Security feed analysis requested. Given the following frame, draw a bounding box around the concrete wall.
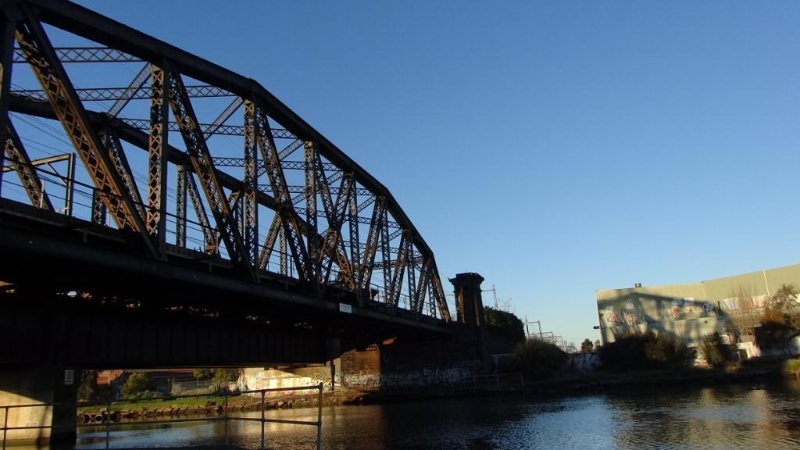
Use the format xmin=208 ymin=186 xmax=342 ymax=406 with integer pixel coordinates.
xmin=240 ymin=367 xmax=328 ymax=399
xmin=241 ymin=335 xmax=481 ymax=395
xmin=0 ymin=367 xmax=77 ymax=446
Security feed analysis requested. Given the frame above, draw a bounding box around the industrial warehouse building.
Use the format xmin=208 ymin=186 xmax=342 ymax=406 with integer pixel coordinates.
xmin=595 ymin=263 xmax=800 ymax=358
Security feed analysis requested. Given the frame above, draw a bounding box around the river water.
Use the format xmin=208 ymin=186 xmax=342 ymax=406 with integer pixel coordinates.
xmin=74 ymin=379 xmax=800 ymax=450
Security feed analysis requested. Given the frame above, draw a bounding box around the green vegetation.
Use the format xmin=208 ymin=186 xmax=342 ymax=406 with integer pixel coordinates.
xmin=77 ymin=393 xmax=241 ymax=415
xmin=757 ymin=284 xmax=800 ymax=352
xmin=78 ymin=370 xmax=98 ymax=403
xmin=699 ymin=332 xmax=736 ymax=368
xmin=120 ymin=372 xmax=154 ymax=399
xmin=782 ymin=358 xmax=800 ymax=373
xmin=211 ymin=368 xmax=241 ymax=391
xmin=500 ymin=338 xmax=568 ymax=380
xmin=599 ymin=331 xmax=694 ymax=372
xmin=484 ymin=306 xmax=525 ymax=343
xmin=580 ymin=339 xmax=594 ymax=354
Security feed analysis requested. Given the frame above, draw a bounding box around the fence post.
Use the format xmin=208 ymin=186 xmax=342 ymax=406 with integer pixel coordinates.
xmin=316 ymin=383 xmax=323 ymax=450
xmin=260 ymin=389 xmax=266 ymax=450
xmin=224 ymin=390 xmax=229 ymax=447
xmin=105 ymin=393 xmax=111 ymax=450
xmin=3 ymin=405 xmax=8 ymax=450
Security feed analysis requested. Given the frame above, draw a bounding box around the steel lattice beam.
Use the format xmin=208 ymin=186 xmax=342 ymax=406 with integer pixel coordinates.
xmin=14 ymin=5 xmax=157 ymax=257
xmin=12 ymin=84 xmax=232 ymax=102
xmin=166 ymin=62 xmax=253 ymax=276
xmin=14 ymin=46 xmax=142 ymax=63
xmin=146 ymin=63 xmax=168 ymax=250
xmin=4 ymin=121 xmax=53 ymax=210
xmin=121 ymin=119 xmax=293 ymax=139
xmin=0 ymin=0 xmax=452 ymax=322
xmin=254 ymin=103 xmax=311 ymax=282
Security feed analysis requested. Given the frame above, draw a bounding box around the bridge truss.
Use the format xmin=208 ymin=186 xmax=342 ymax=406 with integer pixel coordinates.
xmin=0 ymin=0 xmax=451 ymax=322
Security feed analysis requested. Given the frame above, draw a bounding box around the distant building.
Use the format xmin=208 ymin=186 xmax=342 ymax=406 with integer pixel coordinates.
xmin=595 ymin=263 xmax=800 ymax=358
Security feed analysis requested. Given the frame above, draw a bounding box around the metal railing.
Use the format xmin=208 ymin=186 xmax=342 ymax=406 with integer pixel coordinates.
xmin=1 ymin=384 xmax=324 ymax=450
xmin=1 ymin=402 xmax=69 ymax=450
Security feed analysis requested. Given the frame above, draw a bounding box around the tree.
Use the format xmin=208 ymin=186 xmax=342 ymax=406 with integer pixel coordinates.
xmin=726 ymin=284 xmax=761 ymax=338
xmin=483 ymin=306 xmax=525 ymax=343
xmin=764 ymin=284 xmax=800 ymax=324
xmin=193 ymin=368 xmax=212 ymax=388
xmin=699 ymin=332 xmax=736 ymax=368
xmin=499 ymin=338 xmax=567 ymax=380
xmin=120 ymin=372 xmax=152 ymax=399
xmin=580 ymin=339 xmax=594 ymax=354
xmin=77 ymin=370 xmax=97 ymax=403
xmin=599 ymin=332 xmax=693 ymax=372
xmin=211 ymin=368 xmax=241 ymax=392
xmin=757 ymin=284 xmax=800 ymax=353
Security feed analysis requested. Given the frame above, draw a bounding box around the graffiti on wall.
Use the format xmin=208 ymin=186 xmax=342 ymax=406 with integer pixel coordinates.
xmin=342 ymin=367 xmax=473 ymax=390
xmin=601 ymin=296 xmax=718 ymax=327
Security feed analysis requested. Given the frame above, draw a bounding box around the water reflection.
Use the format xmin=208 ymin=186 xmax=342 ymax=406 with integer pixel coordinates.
xmin=74 ymin=380 xmax=800 ymax=450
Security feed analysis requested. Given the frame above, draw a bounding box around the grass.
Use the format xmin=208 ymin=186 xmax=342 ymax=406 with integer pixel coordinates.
xmin=782 ymin=358 xmax=800 ymax=373
xmin=78 ymin=393 xmax=252 ymax=414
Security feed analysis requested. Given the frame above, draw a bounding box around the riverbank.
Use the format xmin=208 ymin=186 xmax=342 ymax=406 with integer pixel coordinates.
xmin=348 ymin=360 xmax=792 ymax=405
xmin=77 ymin=359 xmax=795 ymax=423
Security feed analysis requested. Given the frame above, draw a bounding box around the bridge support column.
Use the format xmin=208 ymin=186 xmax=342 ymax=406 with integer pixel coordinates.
xmin=450 ymin=272 xmax=487 ymax=363
xmin=0 ymin=367 xmax=78 ymax=447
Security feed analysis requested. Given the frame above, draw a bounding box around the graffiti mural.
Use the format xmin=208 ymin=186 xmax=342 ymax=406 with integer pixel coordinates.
xmin=601 ymin=295 xmax=718 ymax=328
xmin=342 ymin=367 xmax=472 ymax=390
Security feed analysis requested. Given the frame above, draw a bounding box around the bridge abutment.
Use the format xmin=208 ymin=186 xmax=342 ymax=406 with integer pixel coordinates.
xmin=450 ymin=272 xmax=487 ymax=363
xmin=0 ymin=367 xmax=78 ymax=447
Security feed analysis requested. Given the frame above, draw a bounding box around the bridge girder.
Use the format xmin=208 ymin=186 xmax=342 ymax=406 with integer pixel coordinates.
xmin=0 ymin=0 xmax=451 ymax=322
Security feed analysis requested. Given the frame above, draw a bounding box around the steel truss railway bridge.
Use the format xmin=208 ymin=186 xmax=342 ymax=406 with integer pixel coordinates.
xmin=0 ymin=0 xmax=481 ymax=444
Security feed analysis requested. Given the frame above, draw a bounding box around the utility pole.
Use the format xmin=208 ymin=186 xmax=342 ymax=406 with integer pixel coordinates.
xmin=524 ymin=317 xmax=543 ymax=340
xmin=482 ymin=285 xmax=498 ymax=309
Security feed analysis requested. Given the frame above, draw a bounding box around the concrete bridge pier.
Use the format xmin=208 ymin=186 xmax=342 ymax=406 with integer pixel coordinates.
xmin=0 ymin=367 xmax=78 ymax=447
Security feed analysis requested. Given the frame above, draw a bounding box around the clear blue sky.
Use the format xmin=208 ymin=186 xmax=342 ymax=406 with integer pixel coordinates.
xmin=72 ymin=1 xmax=800 ymax=346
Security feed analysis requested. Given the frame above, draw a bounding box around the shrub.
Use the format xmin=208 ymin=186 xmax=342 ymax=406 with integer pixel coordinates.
xmin=699 ymin=332 xmax=736 ymax=368
xmin=599 ymin=331 xmax=693 ymax=372
xmin=500 ymin=338 xmax=568 ymax=381
xmin=120 ymin=372 xmax=152 ymax=399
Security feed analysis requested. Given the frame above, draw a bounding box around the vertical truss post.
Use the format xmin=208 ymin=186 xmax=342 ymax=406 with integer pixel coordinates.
xmin=147 ymin=63 xmax=169 ymax=250
xmin=0 ymin=19 xmax=16 ymax=197
xmin=380 ymin=208 xmax=392 ymax=303
xmin=175 ymin=165 xmax=188 ymax=248
xmin=279 ymin=231 xmax=288 ymax=275
xmin=64 ymin=152 xmax=75 ymax=216
xmin=243 ymin=100 xmax=258 ymax=267
xmin=91 ymin=189 xmax=106 ymax=225
xmin=303 ymin=140 xmax=320 ymax=290
xmin=347 ymin=178 xmax=362 ymax=298
xmin=405 ymin=234 xmax=416 ymax=310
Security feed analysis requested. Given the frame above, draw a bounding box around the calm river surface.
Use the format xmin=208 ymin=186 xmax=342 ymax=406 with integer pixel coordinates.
xmin=75 ymin=379 xmax=800 ymax=450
